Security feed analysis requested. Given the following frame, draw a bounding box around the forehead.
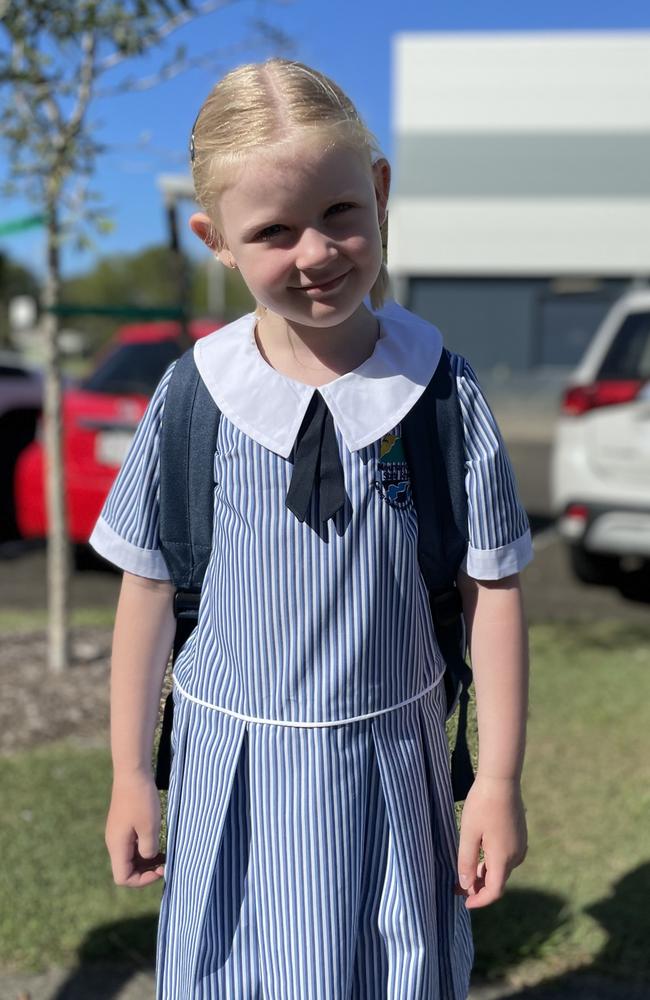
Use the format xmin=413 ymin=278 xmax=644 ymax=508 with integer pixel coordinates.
xmin=219 ymin=137 xmax=374 ymax=221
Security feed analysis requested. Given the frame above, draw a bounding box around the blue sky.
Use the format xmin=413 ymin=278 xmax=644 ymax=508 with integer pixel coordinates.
xmin=3 ymin=0 xmax=650 ymax=278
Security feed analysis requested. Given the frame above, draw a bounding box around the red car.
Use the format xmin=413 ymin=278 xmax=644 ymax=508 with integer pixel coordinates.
xmin=14 ymin=318 xmax=220 ymax=548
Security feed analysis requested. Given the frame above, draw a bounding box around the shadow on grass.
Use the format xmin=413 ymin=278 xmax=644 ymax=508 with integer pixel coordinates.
xmin=49 ymin=865 xmax=650 ymax=998
xmin=473 ymin=863 xmax=650 ymax=998
xmin=586 ymin=862 xmax=650 ymax=986
xmin=52 ymin=915 xmax=156 ymax=999
xmin=471 ymin=887 xmax=569 ymax=980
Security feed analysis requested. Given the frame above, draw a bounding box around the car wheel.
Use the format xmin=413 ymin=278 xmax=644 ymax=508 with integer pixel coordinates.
xmin=617 ymin=563 xmax=650 ymax=604
xmin=568 ymin=546 xmax=620 ymax=586
xmin=0 ymin=408 xmax=39 ymax=541
xmin=73 ymin=543 xmax=116 ymax=573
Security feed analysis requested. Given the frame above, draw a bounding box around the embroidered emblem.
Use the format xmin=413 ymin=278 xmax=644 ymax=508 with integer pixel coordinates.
xmin=375 ymin=432 xmax=412 ymax=508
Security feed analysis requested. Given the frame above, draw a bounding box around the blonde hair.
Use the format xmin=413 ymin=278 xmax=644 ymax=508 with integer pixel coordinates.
xmin=190 ymin=58 xmax=389 ymax=309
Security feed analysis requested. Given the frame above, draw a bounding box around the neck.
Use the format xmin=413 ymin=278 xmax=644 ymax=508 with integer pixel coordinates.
xmin=256 ymin=305 xmax=379 ymax=379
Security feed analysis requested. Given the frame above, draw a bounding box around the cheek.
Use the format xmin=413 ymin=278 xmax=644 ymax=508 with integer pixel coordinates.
xmin=343 ymin=211 xmax=381 ymax=251
xmin=344 ymin=230 xmax=382 ymax=268
xmin=238 ymin=251 xmax=287 ymax=292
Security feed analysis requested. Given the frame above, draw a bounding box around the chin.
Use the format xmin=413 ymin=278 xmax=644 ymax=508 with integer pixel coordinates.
xmin=282 ymin=292 xmax=374 ymax=329
xmin=303 ymin=306 xmax=365 ymax=330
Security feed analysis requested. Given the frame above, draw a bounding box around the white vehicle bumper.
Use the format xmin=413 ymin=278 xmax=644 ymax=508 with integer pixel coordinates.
xmin=558 ymin=505 xmax=650 ymax=557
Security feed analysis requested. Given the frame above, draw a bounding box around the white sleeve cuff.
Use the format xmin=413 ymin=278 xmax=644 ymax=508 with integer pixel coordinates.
xmin=461 ymin=528 xmax=534 ymax=580
xmin=88 ymin=517 xmax=172 ymax=580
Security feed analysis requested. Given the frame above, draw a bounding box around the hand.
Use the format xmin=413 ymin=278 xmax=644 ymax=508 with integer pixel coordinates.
xmin=105 ymin=770 xmax=166 ymax=888
xmin=455 ymin=775 xmax=527 ymax=909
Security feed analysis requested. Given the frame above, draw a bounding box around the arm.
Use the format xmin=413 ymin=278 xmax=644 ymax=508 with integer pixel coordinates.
xmin=454 ymin=568 xmax=529 ymax=909
xmin=104 ymin=571 xmax=176 ymax=887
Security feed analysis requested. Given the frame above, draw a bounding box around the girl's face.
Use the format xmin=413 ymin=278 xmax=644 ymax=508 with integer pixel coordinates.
xmin=191 ymin=136 xmax=390 ymax=329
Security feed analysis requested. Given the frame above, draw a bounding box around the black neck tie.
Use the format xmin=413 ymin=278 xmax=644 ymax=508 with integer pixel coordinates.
xmin=285 ymin=393 xmax=346 ymax=524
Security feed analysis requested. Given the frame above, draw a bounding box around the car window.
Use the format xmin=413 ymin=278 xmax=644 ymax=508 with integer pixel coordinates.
xmin=83 ymin=341 xmax=182 ymax=396
xmin=598 ymin=312 xmax=650 ymax=381
xmin=0 ymin=365 xmax=31 ymax=378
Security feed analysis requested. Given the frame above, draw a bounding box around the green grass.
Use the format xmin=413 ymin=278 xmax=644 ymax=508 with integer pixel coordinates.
xmin=0 ymin=744 xmax=163 ymax=972
xmin=1 ymin=620 xmax=649 ymax=985
xmin=0 ymin=606 xmax=116 ymax=633
xmin=470 ymin=619 xmax=650 ymax=987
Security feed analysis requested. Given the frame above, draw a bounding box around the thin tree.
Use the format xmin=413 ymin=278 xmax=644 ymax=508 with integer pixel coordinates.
xmin=0 ymin=0 xmax=289 ymax=672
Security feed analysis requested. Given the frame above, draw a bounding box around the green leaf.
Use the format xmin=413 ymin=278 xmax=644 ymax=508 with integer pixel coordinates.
xmin=95 ymin=217 xmax=115 ymax=234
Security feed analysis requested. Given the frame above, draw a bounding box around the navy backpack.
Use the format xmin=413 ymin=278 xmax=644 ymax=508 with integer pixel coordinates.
xmin=155 ymin=347 xmax=474 ymax=801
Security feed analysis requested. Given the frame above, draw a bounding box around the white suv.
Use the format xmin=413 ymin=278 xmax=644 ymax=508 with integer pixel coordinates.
xmin=551 ymin=290 xmax=650 ymax=597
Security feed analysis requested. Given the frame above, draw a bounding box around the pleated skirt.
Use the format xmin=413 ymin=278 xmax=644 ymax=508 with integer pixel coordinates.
xmin=155 ymin=679 xmax=473 ymax=999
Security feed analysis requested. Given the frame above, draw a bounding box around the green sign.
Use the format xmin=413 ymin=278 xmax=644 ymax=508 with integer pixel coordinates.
xmin=0 ymin=214 xmax=47 ymax=236
xmin=47 ymin=303 xmax=185 ymax=319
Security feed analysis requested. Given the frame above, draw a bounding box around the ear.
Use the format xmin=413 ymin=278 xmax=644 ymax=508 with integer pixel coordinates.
xmin=189 ymin=212 xmax=219 ymax=248
xmin=189 ymin=212 xmax=238 ymax=268
xmin=372 ymin=158 xmax=391 ymax=225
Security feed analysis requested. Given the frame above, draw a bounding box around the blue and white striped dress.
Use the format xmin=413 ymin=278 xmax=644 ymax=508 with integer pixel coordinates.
xmin=90 ymin=302 xmax=533 ymax=1000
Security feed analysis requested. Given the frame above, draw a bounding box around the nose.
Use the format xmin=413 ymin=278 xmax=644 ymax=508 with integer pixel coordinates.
xmin=294 ymin=227 xmax=338 ymax=271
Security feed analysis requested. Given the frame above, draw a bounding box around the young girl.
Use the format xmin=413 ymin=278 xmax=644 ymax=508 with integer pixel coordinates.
xmin=92 ymin=58 xmax=532 ymax=1000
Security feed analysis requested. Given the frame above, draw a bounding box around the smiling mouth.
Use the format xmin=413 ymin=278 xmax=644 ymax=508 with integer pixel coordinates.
xmin=293 ymin=270 xmax=350 ymax=293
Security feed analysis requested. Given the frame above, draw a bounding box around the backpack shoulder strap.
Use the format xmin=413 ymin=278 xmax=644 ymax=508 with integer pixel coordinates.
xmin=159 ymin=348 xmax=221 ymax=593
xmin=402 ymin=347 xmax=474 ymax=801
xmin=156 ymin=349 xmax=221 ymax=791
xmin=402 ymin=347 xmax=469 ymax=590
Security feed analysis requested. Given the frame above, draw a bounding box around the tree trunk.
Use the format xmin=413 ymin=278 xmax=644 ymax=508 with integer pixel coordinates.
xmin=42 ymin=202 xmax=70 ymax=673
xmin=166 ymin=200 xmax=192 ymax=350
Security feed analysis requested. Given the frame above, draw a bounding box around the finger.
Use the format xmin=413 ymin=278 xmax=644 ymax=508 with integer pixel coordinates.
xmin=457 ymin=830 xmax=482 ymax=893
xmin=484 ymin=857 xmax=508 ymax=899
xmin=134 ymin=850 xmax=166 ymax=875
xmin=465 ymin=884 xmax=501 ymax=909
xmin=108 ymin=829 xmax=137 ymax=885
xmin=116 ymin=852 xmax=165 ymax=888
xmin=109 ymin=833 xmax=163 ymax=886
xmin=512 ymin=842 xmax=528 ymax=869
xmin=465 ymin=860 xmax=507 ymax=910
xmin=463 ymin=859 xmax=486 ymax=896
xmin=120 ymin=868 xmax=165 ymax=889
xmin=463 ymin=859 xmax=486 ymax=898
xmin=137 ymin=828 xmax=161 ymax=862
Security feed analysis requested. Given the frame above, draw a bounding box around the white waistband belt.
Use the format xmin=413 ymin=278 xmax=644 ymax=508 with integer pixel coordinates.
xmin=172 ymin=673 xmax=443 ymax=728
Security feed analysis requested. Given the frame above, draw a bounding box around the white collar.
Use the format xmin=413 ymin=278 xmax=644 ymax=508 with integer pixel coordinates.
xmin=193 ymin=300 xmax=443 ymax=458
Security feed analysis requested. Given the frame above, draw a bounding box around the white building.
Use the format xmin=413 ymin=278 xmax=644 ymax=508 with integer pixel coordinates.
xmin=389 ymin=31 xmax=650 ymax=375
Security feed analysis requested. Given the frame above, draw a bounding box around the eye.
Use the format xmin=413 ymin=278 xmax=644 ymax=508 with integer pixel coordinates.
xmin=326 ymin=202 xmax=355 ymax=217
xmin=254 ymin=224 xmax=286 ymax=242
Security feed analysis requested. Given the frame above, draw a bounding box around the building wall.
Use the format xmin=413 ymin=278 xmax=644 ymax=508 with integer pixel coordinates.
xmin=408 ymin=277 xmax=628 ymax=373
xmin=389 ymin=32 xmax=650 ymax=373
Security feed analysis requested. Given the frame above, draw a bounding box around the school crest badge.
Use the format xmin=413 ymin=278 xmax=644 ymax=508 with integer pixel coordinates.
xmin=375 ymin=432 xmax=412 ymax=508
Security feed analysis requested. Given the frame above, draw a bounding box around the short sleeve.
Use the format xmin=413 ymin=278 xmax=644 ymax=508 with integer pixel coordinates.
xmin=88 ymin=361 xmax=177 ymax=579
xmin=452 ymin=354 xmax=534 ymax=580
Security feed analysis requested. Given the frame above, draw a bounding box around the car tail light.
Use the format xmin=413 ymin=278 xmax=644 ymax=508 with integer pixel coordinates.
xmin=559 ymin=503 xmax=589 ymax=539
xmin=561 ymin=380 xmax=644 ymax=415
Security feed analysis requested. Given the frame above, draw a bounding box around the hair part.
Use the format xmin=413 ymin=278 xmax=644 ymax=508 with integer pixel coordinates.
xmin=191 ymin=58 xmax=390 ymax=309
